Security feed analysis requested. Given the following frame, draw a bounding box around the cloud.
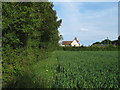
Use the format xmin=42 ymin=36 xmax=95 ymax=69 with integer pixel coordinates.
xmin=53 ymin=2 xmax=118 ymax=45
xmin=80 ymin=28 xmax=89 ymax=31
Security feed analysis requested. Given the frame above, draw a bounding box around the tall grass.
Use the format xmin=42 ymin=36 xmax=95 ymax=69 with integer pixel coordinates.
xmin=3 ymin=51 xmax=57 ymax=88
xmin=2 ymin=47 xmax=51 ymax=88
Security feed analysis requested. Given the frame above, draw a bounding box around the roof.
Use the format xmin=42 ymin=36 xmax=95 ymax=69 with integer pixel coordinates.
xmin=74 ymin=37 xmax=79 ymax=42
xmin=62 ymin=37 xmax=79 ymax=45
xmin=62 ymin=41 xmax=72 ymax=45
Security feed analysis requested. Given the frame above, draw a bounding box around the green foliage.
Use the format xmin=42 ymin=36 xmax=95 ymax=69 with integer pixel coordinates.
xmin=92 ymin=37 xmax=120 ymax=47
xmin=12 ymin=51 xmax=117 ymax=88
xmin=53 ymin=51 xmax=119 ymax=88
xmin=57 ymin=46 xmax=118 ymax=51
xmin=101 ymin=39 xmax=112 ymax=45
xmin=92 ymin=42 xmax=101 ymax=45
xmin=2 ymin=2 xmax=62 ymax=49
xmin=2 ymin=2 xmax=62 ymax=87
xmin=5 ymin=52 xmax=56 ymax=88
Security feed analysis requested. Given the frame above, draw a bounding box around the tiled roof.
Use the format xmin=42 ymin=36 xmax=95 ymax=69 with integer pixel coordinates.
xmin=62 ymin=37 xmax=80 ymax=45
xmin=62 ymin=41 xmax=72 ymax=45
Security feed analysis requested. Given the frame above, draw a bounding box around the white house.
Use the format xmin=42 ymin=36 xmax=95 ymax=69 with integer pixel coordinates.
xmin=62 ymin=37 xmax=80 ymax=47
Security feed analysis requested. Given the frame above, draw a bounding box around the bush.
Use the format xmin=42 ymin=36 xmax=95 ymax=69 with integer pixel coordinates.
xmin=57 ymin=46 xmax=118 ymax=51
xmin=2 ymin=2 xmax=62 ymax=88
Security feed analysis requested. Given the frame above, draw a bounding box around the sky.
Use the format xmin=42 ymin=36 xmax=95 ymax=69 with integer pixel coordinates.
xmin=49 ymin=1 xmax=118 ymax=46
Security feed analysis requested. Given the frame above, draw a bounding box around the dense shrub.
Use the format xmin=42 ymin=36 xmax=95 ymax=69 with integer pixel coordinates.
xmin=2 ymin=2 xmax=62 ymax=87
xmin=57 ymin=46 xmax=118 ymax=51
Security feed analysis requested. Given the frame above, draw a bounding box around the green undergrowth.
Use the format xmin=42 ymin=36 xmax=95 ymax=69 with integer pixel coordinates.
xmin=30 ymin=52 xmax=57 ymax=88
xmin=2 ymin=47 xmax=51 ymax=88
xmin=5 ymin=51 xmax=57 ymax=88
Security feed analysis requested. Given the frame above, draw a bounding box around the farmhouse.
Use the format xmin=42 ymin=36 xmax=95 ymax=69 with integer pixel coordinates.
xmin=62 ymin=37 xmax=80 ymax=47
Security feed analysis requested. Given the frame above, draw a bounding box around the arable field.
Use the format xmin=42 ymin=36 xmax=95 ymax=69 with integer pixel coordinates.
xmin=53 ymin=51 xmax=119 ymax=88
xmin=15 ymin=51 xmax=119 ymax=88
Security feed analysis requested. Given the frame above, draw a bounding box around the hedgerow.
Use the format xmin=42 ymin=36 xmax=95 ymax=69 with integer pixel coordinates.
xmin=2 ymin=2 xmax=62 ymax=87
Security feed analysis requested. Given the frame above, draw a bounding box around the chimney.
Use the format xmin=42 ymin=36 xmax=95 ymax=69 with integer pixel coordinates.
xmin=74 ymin=37 xmax=77 ymax=40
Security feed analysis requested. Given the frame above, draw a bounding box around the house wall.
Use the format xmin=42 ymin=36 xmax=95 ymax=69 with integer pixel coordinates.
xmin=62 ymin=45 xmax=71 ymax=47
xmin=62 ymin=45 xmax=65 ymax=47
xmin=71 ymin=40 xmax=80 ymax=47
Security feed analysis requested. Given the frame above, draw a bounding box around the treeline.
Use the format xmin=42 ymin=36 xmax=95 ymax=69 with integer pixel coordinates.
xmin=2 ymin=2 xmax=62 ymax=87
xmin=57 ymin=46 xmax=119 ymax=51
xmin=92 ymin=36 xmax=120 ymax=46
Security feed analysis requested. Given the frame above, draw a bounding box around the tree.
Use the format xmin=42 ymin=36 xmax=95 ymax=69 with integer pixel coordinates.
xmin=111 ymin=40 xmax=118 ymax=46
xmin=118 ymin=36 xmax=120 ymax=46
xmin=92 ymin=42 xmax=101 ymax=45
xmin=2 ymin=2 xmax=62 ymax=87
xmin=2 ymin=2 xmax=62 ymax=49
xmin=101 ymin=39 xmax=112 ymax=45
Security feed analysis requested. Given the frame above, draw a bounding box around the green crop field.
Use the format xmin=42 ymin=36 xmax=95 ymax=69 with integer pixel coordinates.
xmin=53 ymin=51 xmax=119 ymax=88
xmin=15 ymin=51 xmax=119 ymax=88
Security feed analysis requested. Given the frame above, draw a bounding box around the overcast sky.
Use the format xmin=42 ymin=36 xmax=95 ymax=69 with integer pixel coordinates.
xmin=50 ymin=1 xmax=118 ymax=46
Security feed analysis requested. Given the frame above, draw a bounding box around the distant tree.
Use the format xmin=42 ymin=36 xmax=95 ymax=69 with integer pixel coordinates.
xmin=81 ymin=45 xmax=84 ymax=47
xmin=92 ymin=36 xmax=120 ymax=47
xmin=118 ymin=36 xmax=120 ymax=39
xmin=101 ymin=39 xmax=112 ymax=45
xmin=92 ymin=42 xmax=101 ymax=45
xmin=111 ymin=40 xmax=118 ymax=46
xmin=118 ymin=36 xmax=120 ymax=46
